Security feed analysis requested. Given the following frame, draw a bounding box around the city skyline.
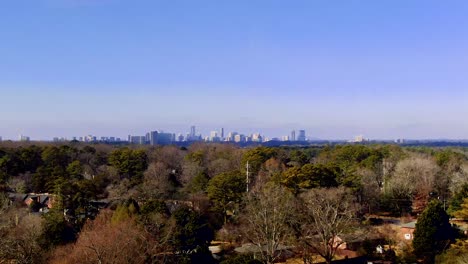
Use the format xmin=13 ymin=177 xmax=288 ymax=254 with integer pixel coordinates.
xmin=1 ymin=126 xmax=314 ymax=142
xmin=0 ymin=125 xmax=459 ymax=143
xmin=2 ymin=1 xmax=468 ymax=139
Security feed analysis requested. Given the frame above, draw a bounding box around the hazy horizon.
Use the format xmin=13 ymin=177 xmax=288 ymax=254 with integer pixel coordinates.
xmin=2 ymin=0 xmax=468 ymax=140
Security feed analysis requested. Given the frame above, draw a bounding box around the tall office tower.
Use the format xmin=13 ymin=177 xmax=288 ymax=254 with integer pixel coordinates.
xmin=210 ymin=131 xmax=218 ymax=138
xmin=209 ymin=131 xmax=220 ymax=141
xmin=234 ymin=134 xmax=245 ymax=143
xmin=158 ymin=133 xmax=173 ymax=145
xmin=149 ymin=131 xmax=159 ymax=145
xmin=221 ymin=128 xmax=224 ymax=139
xmin=354 ymin=135 xmax=365 ymax=143
xmin=252 ymin=133 xmax=262 ymax=142
xmin=19 ymin=135 xmax=30 ymax=142
xmin=297 ymin=130 xmax=306 ymax=141
xmin=226 ymin=132 xmax=238 ymax=142
xmin=190 ymin=126 xmax=196 ymax=137
xmin=129 ymin=135 xmax=146 ymax=144
xmin=291 ymin=130 xmax=296 ymax=141
xmin=177 ymin=133 xmax=184 ymax=142
xmin=0 ymin=136 xmax=2 ymax=142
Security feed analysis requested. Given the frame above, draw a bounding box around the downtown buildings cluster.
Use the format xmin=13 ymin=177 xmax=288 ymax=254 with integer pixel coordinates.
xmin=0 ymin=126 xmax=308 ymax=145
xmin=126 ymin=126 xmax=308 ymax=145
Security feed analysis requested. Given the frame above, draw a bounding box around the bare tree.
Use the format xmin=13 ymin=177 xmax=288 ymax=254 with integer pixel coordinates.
xmin=50 ymin=210 xmax=156 ymax=264
xmin=385 ymin=155 xmax=439 ymax=214
xmin=359 ymin=168 xmax=381 ymax=213
xmin=299 ymin=187 xmax=358 ymax=264
xmin=449 ymin=163 xmax=468 ymax=196
xmin=140 ymin=161 xmax=177 ymax=200
xmin=0 ymin=207 xmax=44 ymax=264
xmin=241 ymin=185 xmax=295 ymax=264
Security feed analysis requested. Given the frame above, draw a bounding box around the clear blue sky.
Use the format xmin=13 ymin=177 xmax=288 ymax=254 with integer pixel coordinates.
xmin=1 ymin=0 xmax=468 ymax=140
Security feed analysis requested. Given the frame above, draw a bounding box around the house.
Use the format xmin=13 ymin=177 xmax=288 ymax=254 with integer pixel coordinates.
xmin=399 ymin=221 xmax=416 ymax=240
xmin=24 ymin=193 xmax=55 ymax=209
xmin=333 ymin=236 xmax=348 ymax=250
xmin=8 ymin=192 xmax=55 ymax=211
xmin=234 ymin=243 xmax=294 ymax=262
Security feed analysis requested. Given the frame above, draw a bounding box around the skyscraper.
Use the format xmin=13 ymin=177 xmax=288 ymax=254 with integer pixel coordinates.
xmin=221 ymin=128 xmax=224 ymax=139
xmin=190 ymin=126 xmax=196 ymax=137
xmin=128 ymin=135 xmax=146 ymax=144
xmin=291 ymin=130 xmax=296 ymax=141
xmin=19 ymin=135 xmax=30 ymax=142
xmin=297 ymin=130 xmax=306 ymax=141
xmin=149 ymin=131 xmax=158 ymax=145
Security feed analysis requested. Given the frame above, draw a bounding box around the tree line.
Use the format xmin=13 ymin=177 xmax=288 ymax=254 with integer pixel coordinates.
xmin=1 ymin=142 xmax=468 ymax=263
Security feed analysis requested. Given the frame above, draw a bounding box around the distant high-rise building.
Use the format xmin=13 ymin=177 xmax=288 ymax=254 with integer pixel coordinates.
xmin=282 ymin=136 xmax=289 ymax=141
xmin=252 ymin=133 xmax=263 ymax=142
xmin=209 ymin=131 xmax=220 ymax=142
xmin=297 ymin=130 xmax=306 ymax=141
xmin=210 ymin=131 xmax=218 ymax=138
xmin=226 ymin=132 xmax=238 ymax=142
xmin=221 ymin=128 xmax=224 ymax=139
xmin=157 ymin=132 xmax=173 ymax=145
xmin=187 ymin=126 xmax=201 ymax=141
xmin=0 ymin=136 xmax=3 ymax=142
xmin=149 ymin=131 xmax=158 ymax=145
xmin=353 ymin=135 xmax=366 ymax=143
xmin=234 ymin=134 xmax=245 ymax=143
xmin=177 ymin=133 xmax=184 ymax=142
xmin=190 ymin=126 xmax=196 ymax=137
xmin=19 ymin=135 xmax=30 ymax=142
xmin=128 ymin=135 xmax=146 ymax=145
xmin=291 ymin=130 xmax=296 ymax=141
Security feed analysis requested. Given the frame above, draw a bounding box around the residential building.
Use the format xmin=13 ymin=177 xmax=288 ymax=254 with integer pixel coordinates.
xmin=400 ymin=221 xmax=416 ymax=240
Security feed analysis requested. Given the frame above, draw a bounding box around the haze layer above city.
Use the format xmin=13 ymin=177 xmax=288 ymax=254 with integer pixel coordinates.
xmin=1 ymin=0 xmax=468 ymax=140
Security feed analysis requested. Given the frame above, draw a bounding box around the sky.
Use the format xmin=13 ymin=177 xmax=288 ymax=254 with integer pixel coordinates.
xmin=1 ymin=0 xmax=468 ymax=140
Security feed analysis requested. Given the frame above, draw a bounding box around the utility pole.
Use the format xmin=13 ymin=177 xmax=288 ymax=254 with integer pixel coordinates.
xmin=246 ymin=161 xmax=250 ymax=193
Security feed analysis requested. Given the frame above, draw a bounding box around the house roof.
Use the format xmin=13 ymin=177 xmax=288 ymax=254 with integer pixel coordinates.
xmin=400 ymin=221 xmax=417 ymax=229
xmin=234 ymin=243 xmax=292 ymax=254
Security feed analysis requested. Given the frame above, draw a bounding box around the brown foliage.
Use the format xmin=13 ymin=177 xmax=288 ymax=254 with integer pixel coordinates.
xmin=50 ymin=210 xmax=158 ymax=264
xmin=0 ymin=210 xmax=43 ymax=264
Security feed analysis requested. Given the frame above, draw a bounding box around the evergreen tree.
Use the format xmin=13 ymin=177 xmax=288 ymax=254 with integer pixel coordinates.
xmin=413 ymin=200 xmax=454 ymax=262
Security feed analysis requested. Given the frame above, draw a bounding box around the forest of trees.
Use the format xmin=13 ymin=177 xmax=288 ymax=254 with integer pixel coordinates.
xmin=1 ymin=141 xmax=468 ymax=263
